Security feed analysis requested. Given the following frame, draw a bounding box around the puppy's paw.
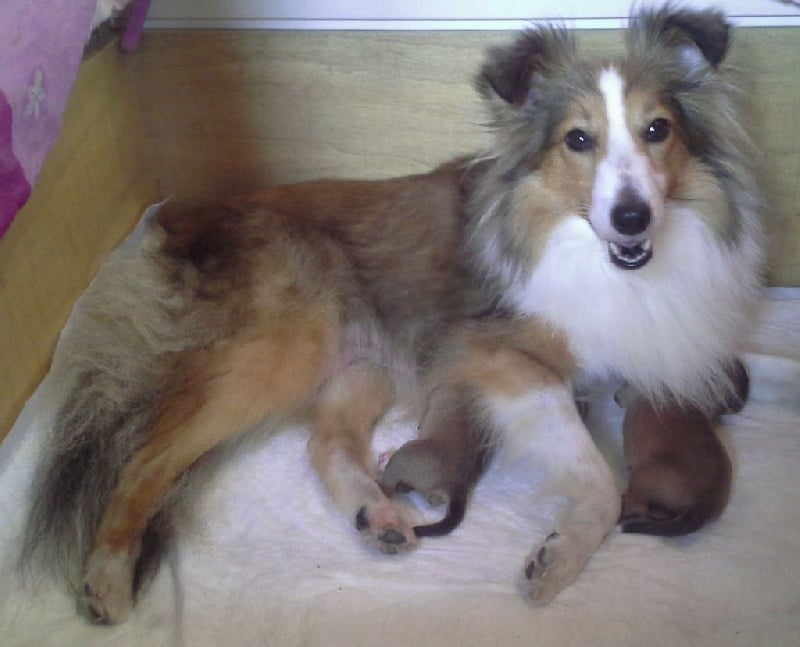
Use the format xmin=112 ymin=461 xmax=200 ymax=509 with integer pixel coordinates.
xmin=79 ymin=547 xmax=135 ymax=624
xmin=522 ymin=531 xmax=587 ymax=606
xmin=355 ymin=501 xmax=418 ymax=555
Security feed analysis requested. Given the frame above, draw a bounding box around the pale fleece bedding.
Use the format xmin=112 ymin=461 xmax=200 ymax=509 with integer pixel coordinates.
xmin=1 ymin=281 xmax=798 ymax=646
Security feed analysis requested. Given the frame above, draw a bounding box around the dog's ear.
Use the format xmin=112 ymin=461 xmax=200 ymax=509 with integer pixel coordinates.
xmin=476 ymin=27 xmax=574 ymax=108
xmin=630 ymin=6 xmax=731 ymax=71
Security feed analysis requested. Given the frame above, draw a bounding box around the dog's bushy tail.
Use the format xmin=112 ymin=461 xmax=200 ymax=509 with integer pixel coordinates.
xmin=20 ymin=224 xmax=220 ymax=593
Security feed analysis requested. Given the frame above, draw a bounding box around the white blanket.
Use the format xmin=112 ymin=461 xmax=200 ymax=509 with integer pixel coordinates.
xmin=1 ymin=291 xmax=798 ymax=647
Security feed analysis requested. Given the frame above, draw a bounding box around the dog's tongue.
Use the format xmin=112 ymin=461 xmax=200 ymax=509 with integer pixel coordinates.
xmin=608 ymin=240 xmax=652 ymax=270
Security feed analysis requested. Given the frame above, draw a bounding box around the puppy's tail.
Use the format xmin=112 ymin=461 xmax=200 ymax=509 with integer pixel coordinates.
xmin=413 ymin=486 xmax=468 ymax=537
xmin=20 ymin=224 xmax=217 ymax=594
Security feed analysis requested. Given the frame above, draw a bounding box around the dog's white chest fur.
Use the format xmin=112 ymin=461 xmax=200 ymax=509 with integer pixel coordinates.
xmin=504 ymin=213 xmax=755 ymax=401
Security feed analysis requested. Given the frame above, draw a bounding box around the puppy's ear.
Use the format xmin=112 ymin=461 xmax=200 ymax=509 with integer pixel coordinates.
xmin=476 ymin=27 xmax=574 ymax=108
xmin=631 ymin=6 xmax=731 ymax=71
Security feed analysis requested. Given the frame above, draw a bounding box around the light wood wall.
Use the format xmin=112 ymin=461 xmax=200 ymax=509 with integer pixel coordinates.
xmin=0 ymin=26 xmax=797 ymax=440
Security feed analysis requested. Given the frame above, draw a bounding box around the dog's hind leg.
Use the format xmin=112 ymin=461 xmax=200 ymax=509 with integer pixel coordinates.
xmin=308 ymin=363 xmax=418 ymax=553
xmin=80 ymin=314 xmax=338 ymax=624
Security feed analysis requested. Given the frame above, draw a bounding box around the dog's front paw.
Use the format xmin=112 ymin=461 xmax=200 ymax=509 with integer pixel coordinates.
xmin=355 ymin=501 xmax=418 ymax=554
xmin=522 ymin=480 xmax=619 ymax=605
xmin=79 ymin=547 xmax=135 ymax=624
xmin=522 ymin=531 xmax=588 ymax=605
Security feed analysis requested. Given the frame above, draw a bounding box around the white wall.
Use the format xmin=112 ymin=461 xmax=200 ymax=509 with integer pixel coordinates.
xmin=146 ymin=0 xmax=800 ymax=29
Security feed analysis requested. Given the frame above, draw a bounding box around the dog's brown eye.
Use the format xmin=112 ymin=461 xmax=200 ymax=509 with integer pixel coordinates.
xmin=644 ymin=118 xmax=670 ymax=144
xmin=565 ymin=129 xmax=594 ymax=152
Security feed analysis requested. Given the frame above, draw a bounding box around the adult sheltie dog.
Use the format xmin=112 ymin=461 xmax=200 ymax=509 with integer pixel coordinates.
xmin=22 ymin=6 xmax=763 ymax=624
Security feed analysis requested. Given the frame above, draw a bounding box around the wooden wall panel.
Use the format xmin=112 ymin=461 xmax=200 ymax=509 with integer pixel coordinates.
xmin=732 ymin=30 xmax=800 ymax=284
xmin=131 ymin=28 xmax=800 ymax=284
xmin=0 ymin=46 xmax=158 ymax=439
xmin=130 ymin=31 xmax=491 ymax=194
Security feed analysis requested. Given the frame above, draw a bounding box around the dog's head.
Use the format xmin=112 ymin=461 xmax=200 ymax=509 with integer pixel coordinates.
xmin=476 ymin=6 xmax=734 ymax=271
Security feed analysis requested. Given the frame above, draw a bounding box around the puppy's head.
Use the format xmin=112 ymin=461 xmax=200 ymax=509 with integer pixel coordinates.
xmin=477 ymin=7 xmax=733 ymax=271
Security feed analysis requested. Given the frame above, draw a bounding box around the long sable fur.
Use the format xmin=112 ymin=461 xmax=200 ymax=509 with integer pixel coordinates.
xmin=20 ymin=5 xmax=764 ymax=595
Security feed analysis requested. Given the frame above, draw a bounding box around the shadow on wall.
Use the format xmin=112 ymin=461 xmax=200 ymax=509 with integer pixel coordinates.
xmin=129 ymin=29 xmax=489 ymax=202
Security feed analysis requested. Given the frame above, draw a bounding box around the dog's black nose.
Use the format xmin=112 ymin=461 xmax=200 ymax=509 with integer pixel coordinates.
xmin=612 ymin=198 xmax=651 ymax=236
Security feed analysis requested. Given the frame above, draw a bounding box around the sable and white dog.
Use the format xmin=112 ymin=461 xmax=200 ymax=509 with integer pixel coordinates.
xmin=22 ymin=6 xmax=763 ymax=624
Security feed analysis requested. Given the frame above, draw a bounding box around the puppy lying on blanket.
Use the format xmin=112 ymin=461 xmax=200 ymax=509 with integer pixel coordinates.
xmin=616 ymin=360 xmax=749 ymax=535
xmin=21 ymin=6 xmax=763 ymax=624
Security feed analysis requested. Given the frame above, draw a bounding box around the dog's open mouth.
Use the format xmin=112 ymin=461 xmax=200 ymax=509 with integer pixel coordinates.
xmin=608 ymin=240 xmax=653 ymax=270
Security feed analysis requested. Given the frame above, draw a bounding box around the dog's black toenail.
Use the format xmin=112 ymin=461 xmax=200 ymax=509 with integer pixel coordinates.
xmin=546 ymin=531 xmax=559 ymax=541
xmin=525 ymin=560 xmax=537 ymax=580
xmin=355 ymin=507 xmax=370 ymax=530
xmin=379 ymin=529 xmax=407 ymax=545
xmin=83 ymin=582 xmax=93 ymax=596
xmin=537 ymin=546 xmax=547 ymax=565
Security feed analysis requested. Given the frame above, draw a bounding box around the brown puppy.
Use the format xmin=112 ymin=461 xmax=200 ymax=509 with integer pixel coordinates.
xmin=380 ymin=384 xmax=493 ymax=537
xmin=379 ymin=439 xmax=479 ymax=538
xmin=617 ymin=360 xmax=749 ymax=535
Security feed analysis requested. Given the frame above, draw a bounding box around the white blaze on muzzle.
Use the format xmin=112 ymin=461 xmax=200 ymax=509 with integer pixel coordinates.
xmin=589 ymin=67 xmax=664 ymax=269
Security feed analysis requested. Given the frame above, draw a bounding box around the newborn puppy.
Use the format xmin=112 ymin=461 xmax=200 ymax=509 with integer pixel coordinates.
xmin=617 ymin=359 xmax=749 ymax=535
xmin=380 ymin=439 xmax=470 ymax=537
xmin=379 ymin=395 xmax=492 ymax=538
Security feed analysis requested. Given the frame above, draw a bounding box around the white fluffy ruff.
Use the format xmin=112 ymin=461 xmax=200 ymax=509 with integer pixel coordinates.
xmin=505 ymin=208 xmax=762 ymax=406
